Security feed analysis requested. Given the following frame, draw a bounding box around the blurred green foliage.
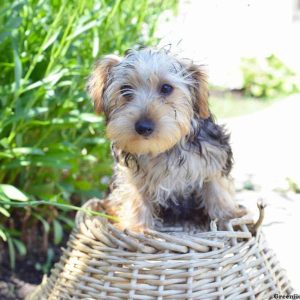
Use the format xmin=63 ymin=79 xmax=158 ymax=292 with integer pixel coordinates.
xmin=0 ymin=0 xmax=177 ymax=269
xmin=286 ymin=178 xmax=300 ymax=194
xmin=241 ymin=54 xmax=299 ymax=99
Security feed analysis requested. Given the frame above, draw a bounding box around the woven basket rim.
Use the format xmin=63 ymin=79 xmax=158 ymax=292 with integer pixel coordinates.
xmin=73 ymin=198 xmax=263 ymax=255
xmin=26 ymin=199 xmax=294 ymax=300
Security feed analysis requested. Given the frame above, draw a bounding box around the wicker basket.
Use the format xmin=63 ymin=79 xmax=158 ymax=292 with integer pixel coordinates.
xmin=27 ymin=199 xmax=293 ymax=300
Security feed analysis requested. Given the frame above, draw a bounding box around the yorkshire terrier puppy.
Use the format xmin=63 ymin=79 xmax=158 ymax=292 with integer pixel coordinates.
xmin=87 ymin=48 xmax=246 ymax=231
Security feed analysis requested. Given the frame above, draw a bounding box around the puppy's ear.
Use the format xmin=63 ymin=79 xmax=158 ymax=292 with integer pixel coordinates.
xmin=87 ymin=55 xmax=121 ymax=113
xmin=187 ymin=63 xmax=210 ymax=119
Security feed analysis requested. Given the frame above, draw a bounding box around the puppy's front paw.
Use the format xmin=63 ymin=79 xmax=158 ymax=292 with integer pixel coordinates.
xmin=221 ymin=205 xmax=248 ymax=221
xmin=229 ymin=204 xmax=248 ymax=220
xmin=208 ymin=203 xmax=248 ymax=222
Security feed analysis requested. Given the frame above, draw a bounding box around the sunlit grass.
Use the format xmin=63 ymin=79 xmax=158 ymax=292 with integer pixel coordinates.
xmin=210 ymin=93 xmax=282 ymax=119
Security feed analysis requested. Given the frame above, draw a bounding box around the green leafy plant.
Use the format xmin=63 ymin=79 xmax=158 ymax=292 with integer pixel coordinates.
xmin=240 ymin=54 xmax=299 ymax=99
xmin=286 ymin=178 xmax=300 ymax=194
xmin=0 ymin=0 xmax=177 ymax=270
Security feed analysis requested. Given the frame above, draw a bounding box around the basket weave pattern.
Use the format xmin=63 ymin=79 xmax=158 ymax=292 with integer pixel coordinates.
xmin=28 ymin=199 xmax=293 ymax=300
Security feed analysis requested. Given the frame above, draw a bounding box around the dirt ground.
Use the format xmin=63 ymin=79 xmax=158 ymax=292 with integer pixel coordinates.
xmin=0 ymin=258 xmax=41 ymax=300
xmin=0 ymin=241 xmax=66 ymax=299
xmin=0 ymin=273 xmax=37 ymax=300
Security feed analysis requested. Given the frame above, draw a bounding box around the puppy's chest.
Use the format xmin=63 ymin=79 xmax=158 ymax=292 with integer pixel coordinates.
xmin=135 ymin=151 xmax=205 ymax=202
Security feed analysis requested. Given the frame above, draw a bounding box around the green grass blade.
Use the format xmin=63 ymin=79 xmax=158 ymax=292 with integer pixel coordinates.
xmin=7 ymin=237 xmax=16 ymax=269
xmin=0 ymin=184 xmax=29 ymax=201
xmin=0 ymin=228 xmax=7 ymax=241
xmin=0 ymin=206 xmax=10 ymax=217
xmin=53 ymin=219 xmax=63 ymax=245
xmin=12 ymin=34 xmax=22 ymax=93
xmin=13 ymin=238 xmax=27 ymax=256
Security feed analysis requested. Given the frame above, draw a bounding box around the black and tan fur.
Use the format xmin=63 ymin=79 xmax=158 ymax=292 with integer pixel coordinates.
xmin=87 ymin=48 xmax=246 ymax=230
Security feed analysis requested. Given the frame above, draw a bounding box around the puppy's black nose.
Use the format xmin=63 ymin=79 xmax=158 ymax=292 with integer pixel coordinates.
xmin=135 ymin=119 xmax=155 ymax=136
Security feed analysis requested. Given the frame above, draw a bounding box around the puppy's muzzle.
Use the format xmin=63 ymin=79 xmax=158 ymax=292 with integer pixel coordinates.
xmin=135 ymin=119 xmax=155 ymax=137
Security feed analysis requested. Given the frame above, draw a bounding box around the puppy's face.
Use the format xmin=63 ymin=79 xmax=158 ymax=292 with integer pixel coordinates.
xmin=87 ymin=49 xmax=209 ymax=156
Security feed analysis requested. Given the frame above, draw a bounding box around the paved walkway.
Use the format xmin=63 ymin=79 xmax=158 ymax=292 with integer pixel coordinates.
xmin=224 ymin=95 xmax=300 ymax=290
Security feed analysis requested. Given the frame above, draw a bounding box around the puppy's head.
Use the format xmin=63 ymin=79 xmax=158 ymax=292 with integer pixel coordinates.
xmin=87 ymin=48 xmax=210 ymax=156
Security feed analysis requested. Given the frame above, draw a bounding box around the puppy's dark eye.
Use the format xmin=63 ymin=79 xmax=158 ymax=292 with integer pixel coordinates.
xmin=160 ymin=83 xmax=173 ymax=96
xmin=120 ymin=85 xmax=134 ymax=99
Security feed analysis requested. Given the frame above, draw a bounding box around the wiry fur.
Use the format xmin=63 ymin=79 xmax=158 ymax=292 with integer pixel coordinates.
xmin=87 ymin=48 xmax=246 ymax=230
